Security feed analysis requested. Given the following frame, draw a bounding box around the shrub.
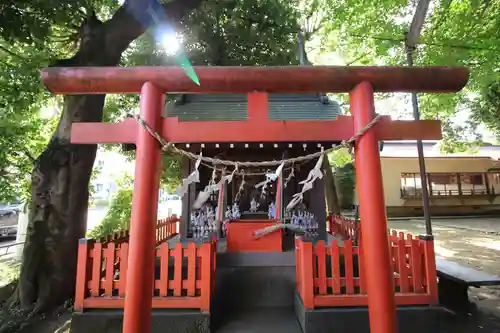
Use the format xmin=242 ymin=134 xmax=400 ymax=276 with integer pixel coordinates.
xmin=87 ymin=176 xmax=133 ymax=239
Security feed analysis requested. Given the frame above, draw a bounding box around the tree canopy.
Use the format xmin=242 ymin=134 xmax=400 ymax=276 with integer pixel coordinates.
xmin=313 ymin=0 xmax=500 ymax=147
xmin=3 ymin=0 xmax=500 ymax=203
xmin=0 ymin=0 xmax=308 ymax=321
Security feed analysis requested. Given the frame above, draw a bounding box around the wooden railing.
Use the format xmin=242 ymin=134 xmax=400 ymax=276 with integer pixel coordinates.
xmin=296 ymin=232 xmax=438 ymax=309
xmin=74 ymin=238 xmax=216 ymax=312
xmin=328 ymin=215 xmax=359 ymax=242
xmin=97 ymin=216 xmax=180 ymax=246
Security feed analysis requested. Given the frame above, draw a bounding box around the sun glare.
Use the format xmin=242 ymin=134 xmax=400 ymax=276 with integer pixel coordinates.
xmin=160 ymin=33 xmax=180 ymax=55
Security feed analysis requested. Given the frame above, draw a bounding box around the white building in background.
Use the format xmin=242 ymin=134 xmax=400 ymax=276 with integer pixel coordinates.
xmin=91 ymin=150 xmax=135 ymax=202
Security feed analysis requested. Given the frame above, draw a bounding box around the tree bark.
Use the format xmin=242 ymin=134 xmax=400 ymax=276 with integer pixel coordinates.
xmin=13 ymin=0 xmax=204 ymax=313
xmin=322 ymin=157 xmax=341 ymax=215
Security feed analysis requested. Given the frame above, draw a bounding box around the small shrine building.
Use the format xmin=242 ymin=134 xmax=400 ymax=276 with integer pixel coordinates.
xmin=166 ymin=93 xmax=342 ymax=240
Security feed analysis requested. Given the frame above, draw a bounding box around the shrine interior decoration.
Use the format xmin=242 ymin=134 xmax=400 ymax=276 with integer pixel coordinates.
xmin=136 ymin=113 xmax=382 ymax=239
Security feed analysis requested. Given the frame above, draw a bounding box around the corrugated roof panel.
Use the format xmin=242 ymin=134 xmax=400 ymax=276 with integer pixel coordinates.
xmin=165 ymin=94 xmax=341 ymax=122
xmin=268 ymin=93 xmax=325 ymax=102
xmin=185 ymin=94 xmax=247 ymax=102
xmin=166 ymin=102 xmax=248 ymax=121
xmin=268 ymin=100 xmax=340 ymax=120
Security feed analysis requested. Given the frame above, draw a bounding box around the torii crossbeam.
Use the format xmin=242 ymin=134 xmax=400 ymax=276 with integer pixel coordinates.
xmin=40 ymin=65 xmax=469 ymax=333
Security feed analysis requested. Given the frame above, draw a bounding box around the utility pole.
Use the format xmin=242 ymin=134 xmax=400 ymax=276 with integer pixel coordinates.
xmin=405 ymin=0 xmax=433 ymax=236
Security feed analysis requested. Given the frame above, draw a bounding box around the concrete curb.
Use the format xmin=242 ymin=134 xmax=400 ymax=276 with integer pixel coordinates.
xmin=430 ymin=223 xmax=500 ymax=236
xmin=387 ymin=215 xmax=500 ymax=221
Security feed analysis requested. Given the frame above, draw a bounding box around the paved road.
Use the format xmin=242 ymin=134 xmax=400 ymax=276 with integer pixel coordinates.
xmin=388 ymin=219 xmax=500 ymax=277
xmin=0 ymin=206 xmax=110 ymax=258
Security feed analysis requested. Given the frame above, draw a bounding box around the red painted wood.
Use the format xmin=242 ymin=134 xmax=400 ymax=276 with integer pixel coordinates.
xmin=226 ymin=220 xmax=283 ymax=252
xmin=90 ymin=243 xmax=102 ymax=297
xmin=159 ymin=243 xmax=169 ymax=297
xmin=316 ymin=241 xmax=327 ymax=295
xmin=122 ymin=82 xmax=164 ymax=333
xmin=200 ymin=242 xmax=213 ymax=312
xmin=330 ymin=243 xmax=341 ymax=294
xmin=411 ymin=240 xmax=424 ymax=293
xmin=71 ymin=118 xmax=137 ymax=144
xmin=76 ymin=240 xmax=216 ymax=312
xmin=248 ymin=92 xmax=268 ymax=121
xmin=71 ymin=116 xmax=442 ymax=144
xmin=299 ymin=240 xmax=315 ymax=309
xmin=40 ymin=66 xmax=469 ymax=94
xmin=83 ymin=297 xmax=203 ymax=309
xmin=173 ymin=243 xmax=183 ymax=297
xmin=74 ymin=240 xmax=93 ymax=312
xmin=344 ymin=241 xmax=355 ymax=294
xmin=295 ymin=239 xmax=302 ymax=293
xmin=313 ymin=293 xmax=433 ymax=307
xmin=104 ymin=243 xmax=115 ymax=296
xmin=397 ymin=239 xmax=410 ymax=293
xmin=358 ymin=241 xmax=367 ymax=294
xmin=422 ymin=239 xmax=439 ymax=303
xmin=119 ymin=244 xmax=128 ymax=297
xmin=187 ymin=243 xmax=197 ymax=297
xmin=351 ymin=82 xmax=396 ymax=333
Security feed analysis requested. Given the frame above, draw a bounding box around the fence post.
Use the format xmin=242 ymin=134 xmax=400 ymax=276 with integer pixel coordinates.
xmin=298 ymin=239 xmax=314 ymax=309
xmin=74 ymin=238 xmax=95 ymax=312
xmin=420 ymin=235 xmax=438 ymax=304
xmin=199 ymin=240 xmax=213 ymax=312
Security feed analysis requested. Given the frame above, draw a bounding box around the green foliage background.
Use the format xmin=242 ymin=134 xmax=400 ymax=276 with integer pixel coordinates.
xmin=87 ymin=176 xmax=133 ymax=239
xmin=1 ymin=0 xmax=500 ymax=224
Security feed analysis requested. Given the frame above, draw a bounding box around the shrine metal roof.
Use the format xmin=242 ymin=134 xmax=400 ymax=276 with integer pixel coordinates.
xmin=164 ymin=93 xmax=341 ymax=122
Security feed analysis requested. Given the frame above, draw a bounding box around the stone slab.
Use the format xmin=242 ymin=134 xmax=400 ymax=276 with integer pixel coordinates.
xmin=294 ymin=292 xmax=453 ymax=333
xmin=436 ymin=257 xmax=500 ymax=286
xmin=71 ymin=309 xmax=210 ymax=333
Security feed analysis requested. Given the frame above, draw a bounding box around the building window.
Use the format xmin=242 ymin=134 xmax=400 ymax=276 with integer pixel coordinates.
xmin=95 ymin=183 xmax=103 ymax=192
xmin=428 ymin=173 xmax=459 ymax=196
xmin=400 ymin=173 xmax=422 ymax=197
xmin=488 ymin=172 xmax=500 ymax=185
xmin=400 ymin=172 xmax=497 ymax=198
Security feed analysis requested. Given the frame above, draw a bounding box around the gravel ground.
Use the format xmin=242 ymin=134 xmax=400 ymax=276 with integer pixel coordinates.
xmin=389 ymin=218 xmax=500 ymax=333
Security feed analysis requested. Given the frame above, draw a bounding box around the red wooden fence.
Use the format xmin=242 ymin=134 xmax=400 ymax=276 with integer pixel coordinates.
xmin=296 ymin=232 xmax=438 ymax=309
xmin=98 ymin=216 xmax=180 ymax=245
xmin=74 ymin=239 xmax=216 ymax=312
xmin=328 ymin=215 xmax=359 ymax=241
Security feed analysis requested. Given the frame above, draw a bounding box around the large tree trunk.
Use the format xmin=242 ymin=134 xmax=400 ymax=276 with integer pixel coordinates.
xmin=12 ymin=0 xmax=203 ymax=313
xmin=17 ymin=95 xmax=107 ymax=312
xmin=322 ymin=157 xmax=341 ymax=215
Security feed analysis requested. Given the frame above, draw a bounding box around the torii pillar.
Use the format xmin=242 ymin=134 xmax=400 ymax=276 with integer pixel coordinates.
xmin=351 ymin=82 xmax=397 ymax=333
xmin=122 ymin=82 xmax=164 ymax=333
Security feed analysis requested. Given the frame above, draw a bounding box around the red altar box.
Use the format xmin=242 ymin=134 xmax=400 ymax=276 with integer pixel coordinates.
xmin=226 ymin=220 xmax=283 ymax=252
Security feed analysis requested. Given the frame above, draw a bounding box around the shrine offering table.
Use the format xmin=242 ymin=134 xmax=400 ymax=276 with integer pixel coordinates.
xmin=226 ymin=219 xmax=283 ymax=252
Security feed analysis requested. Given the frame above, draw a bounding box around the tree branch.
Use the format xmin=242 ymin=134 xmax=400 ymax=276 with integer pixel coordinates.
xmin=0 ymin=45 xmax=27 ymax=61
xmin=104 ymin=0 xmax=206 ymax=56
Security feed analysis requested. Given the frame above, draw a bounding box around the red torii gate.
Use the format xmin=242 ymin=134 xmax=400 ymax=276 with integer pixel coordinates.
xmin=41 ymin=66 xmax=469 ymax=333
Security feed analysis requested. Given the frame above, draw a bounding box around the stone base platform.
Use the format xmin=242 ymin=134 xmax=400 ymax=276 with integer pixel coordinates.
xmin=294 ymin=293 xmax=454 ymax=333
xmin=71 ymin=309 xmax=210 ymax=333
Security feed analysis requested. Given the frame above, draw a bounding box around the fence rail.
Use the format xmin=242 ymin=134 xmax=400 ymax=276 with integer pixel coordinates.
xmin=298 ymin=218 xmax=438 ymax=309
xmin=74 ymin=238 xmax=216 ymax=312
xmin=328 ymin=215 xmax=359 ymax=242
xmin=98 ymin=216 xmax=180 ymax=245
xmin=0 ymin=241 xmax=25 ymax=258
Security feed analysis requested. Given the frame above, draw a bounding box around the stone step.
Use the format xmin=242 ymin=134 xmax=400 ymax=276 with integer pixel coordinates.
xmin=213 ymin=264 xmax=296 ymax=313
xmin=214 ymin=307 xmax=302 ymax=333
xmin=216 ymin=251 xmax=295 ymax=267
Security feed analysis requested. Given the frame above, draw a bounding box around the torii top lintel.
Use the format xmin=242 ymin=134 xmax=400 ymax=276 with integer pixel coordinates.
xmin=40 ymin=66 xmax=469 ymax=94
xmin=41 ymin=65 xmax=469 ymax=144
